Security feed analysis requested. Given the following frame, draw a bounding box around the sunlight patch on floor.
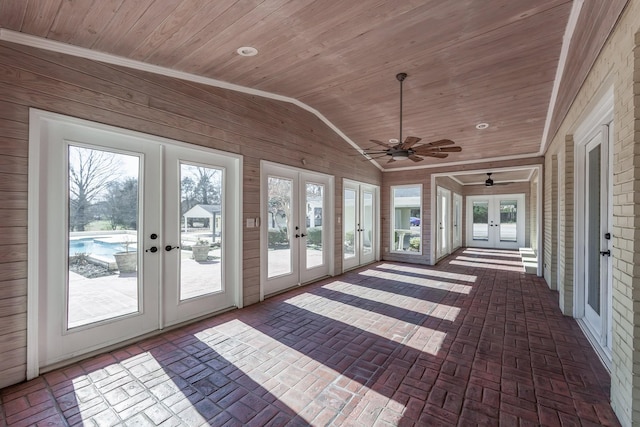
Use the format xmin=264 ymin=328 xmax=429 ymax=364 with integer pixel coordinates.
xmin=358 ymin=270 xmax=473 ymax=294
xmin=375 ymin=263 xmax=477 ymax=283
xmin=450 ymin=259 xmax=524 ymax=272
xmin=320 ymin=280 xmax=462 ymax=322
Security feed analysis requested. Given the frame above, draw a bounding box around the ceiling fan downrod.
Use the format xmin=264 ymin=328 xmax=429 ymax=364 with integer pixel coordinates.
xmin=397 ymin=72 xmax=407 ymax=145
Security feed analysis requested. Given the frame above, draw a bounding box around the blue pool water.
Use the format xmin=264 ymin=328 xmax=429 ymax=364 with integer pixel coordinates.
xmin=69 ymin=239 xmax=133 ymax=260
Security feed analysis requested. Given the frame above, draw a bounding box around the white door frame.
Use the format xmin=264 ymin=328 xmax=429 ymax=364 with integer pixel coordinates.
xmin=573 ymin=85 xmax=613 ymax=366
xmin=27 ymin=109 xmax=243 ymax=378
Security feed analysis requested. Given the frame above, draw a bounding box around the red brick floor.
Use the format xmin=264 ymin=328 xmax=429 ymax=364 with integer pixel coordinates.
xmin=0 ymin=249 xmax=620 ymax=426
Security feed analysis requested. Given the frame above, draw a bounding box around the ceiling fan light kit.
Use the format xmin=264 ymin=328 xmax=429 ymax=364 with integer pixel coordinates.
xmin=363 ymin=72 xmax=462 ymax=164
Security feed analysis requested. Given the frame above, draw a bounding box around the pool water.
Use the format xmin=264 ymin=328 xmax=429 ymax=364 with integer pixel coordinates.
xmin=69 ymin=239 xmax=133 ymax=260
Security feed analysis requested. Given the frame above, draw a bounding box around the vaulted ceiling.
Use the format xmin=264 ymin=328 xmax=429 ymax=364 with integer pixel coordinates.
xmin=0 ymin=0 xmax=628 ymax=170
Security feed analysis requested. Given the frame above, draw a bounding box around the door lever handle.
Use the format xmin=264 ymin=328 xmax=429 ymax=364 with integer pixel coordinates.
xmin=600 ymin=250 xmax=611 ymax=257
xmin=145 ymin=247 xmax=158 ymax=253
xmin=165 ymin=245 xmax=180 ymax=251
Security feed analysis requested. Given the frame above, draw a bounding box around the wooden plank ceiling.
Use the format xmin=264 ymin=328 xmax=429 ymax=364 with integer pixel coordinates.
xmin=0 ymin=0 xmax=625 ymax=170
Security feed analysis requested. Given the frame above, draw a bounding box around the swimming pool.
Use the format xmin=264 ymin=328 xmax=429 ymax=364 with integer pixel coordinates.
xmin=69 ymin=239 xmax=134 ymax=260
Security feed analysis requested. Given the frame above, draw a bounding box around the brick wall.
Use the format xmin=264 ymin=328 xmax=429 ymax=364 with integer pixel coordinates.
xmin=543 ymin=1 xmax=640 ymax=424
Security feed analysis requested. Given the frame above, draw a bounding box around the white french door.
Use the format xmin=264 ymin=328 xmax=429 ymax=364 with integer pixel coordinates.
xmin=466 ymin=194 xmax=525 ymax=249
xmin=453 ymin=193 xmax=463 ymax=250
xmin=261 ymin=162 xmax=333 ymax=297
xmin=162 ymin=145 xmax=241 ymax=327
xmin=343 ymin=180 xmax=378 ymax=271
xmin=29 ymin=111 xmax=241 ymax=370
xmin=436 ymin=187 xmax=451 ymax=259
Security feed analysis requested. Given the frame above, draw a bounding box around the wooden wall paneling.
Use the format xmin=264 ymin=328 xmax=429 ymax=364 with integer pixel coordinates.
xmin=0 ymin=42 xmax=381 ymax=386
xmin=0 ymin=137 xmax=27 ymax=157
xmin=0 ymin=279 xmax=27 ymax=299
xmin=0 ymin=261 xmax=26 ymax=282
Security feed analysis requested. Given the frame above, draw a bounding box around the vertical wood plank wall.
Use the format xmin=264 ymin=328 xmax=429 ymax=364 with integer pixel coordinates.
xmin=0 ymin=41 xmax=381 ymax=388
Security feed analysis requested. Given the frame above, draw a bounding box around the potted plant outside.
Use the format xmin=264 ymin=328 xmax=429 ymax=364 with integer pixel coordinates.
xmin=192 ymin=238 xmax=210 ymax=262
xmin=113 ymin=236 xmax=137 ymax=273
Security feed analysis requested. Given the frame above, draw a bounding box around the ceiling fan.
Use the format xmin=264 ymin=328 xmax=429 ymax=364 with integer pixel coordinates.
xmin=363 ymin=72 xmax=462 ymax=163
xmin=485 ymin=172 xmax=509 ymax=186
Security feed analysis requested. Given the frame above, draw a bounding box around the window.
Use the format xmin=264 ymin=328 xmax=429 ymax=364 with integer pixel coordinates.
xmin=391 ymin=185 xmax=422 ymax=253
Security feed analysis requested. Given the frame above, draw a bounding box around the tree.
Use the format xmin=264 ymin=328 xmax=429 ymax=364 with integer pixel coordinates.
xmin=180 ymin=166 xmax=221 ymax=213
xmin=267 ymin=177 xmax=291 ymax=229
xmin=68 ymin=146 xmax=120 ymax=231
xmin=104 ymin=178 xmax=138 ymax=230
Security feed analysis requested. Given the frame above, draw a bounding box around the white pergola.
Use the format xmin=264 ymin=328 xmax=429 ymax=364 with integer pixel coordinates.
xmin=182 ymin=204 xmax=221 ymax=235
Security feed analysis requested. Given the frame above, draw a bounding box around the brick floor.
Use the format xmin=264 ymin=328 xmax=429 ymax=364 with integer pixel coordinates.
xmin=0 ymin=248 xmax=620 ymax=426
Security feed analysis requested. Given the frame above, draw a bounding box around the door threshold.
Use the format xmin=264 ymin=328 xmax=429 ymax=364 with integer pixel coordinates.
xmin=39 ymin=305 xmax=238 ymax=375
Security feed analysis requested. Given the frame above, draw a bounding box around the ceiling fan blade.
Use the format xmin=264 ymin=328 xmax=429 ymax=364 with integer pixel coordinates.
xmin=437 ymin=146 xmax=462 ymax=152
xmin=413 ymin=145 xmax=462 ymax=155
xmin=400 ymin=136 xmax=421 ymax=149
xmin=369 ymin=139 xmax=392 ymax=148
xmin=408 ymin=154 xmax=424 ymax=162
xmin=425 ymin=139 xmax=455 ymax=147
xmin=422 ymin=152 xmax=449 ymax=158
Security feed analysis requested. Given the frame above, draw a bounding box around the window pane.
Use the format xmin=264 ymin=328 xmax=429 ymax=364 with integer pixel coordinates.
xmin=499 ymin=200 xmax=518 ymax=242
xmin=587 ymin=145 xmax=601 ymax=314
xmin=67 ymin=146 xmax=140 ymax=328
xmin=344 ymin=189 xmax=357 ymax=259
xmin=472 ymin=201 xmax=489 ymax=240
xmin=179 ymin=164 xmax=223 ymax=300
xmin=267 ymin=176 xmax=292 ymax=277
xmin=306 ymin=183 xmax=324 ymax=269
xmin=392 ymin=186 xmax=421 ymax=252
xmin=362 ymin=191 xmax=373 ymax=255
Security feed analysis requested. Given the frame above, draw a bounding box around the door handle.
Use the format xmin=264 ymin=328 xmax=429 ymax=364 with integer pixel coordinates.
xmin=145 ymin=247 xmax=158 ymax=253
xmin=600 ymin=250 xmax=611 ymax=257
xmin=165 ymin=245 xmax=180 ymax=251
xmin=300 ymin=233 xmax=307 ymax=237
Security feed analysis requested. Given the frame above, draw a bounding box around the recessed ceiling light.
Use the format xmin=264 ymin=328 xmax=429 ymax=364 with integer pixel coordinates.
xmin=389 ymin=138 xmax=399 ymax=144
xmin=237 ymin=46 xmax=258 ymax=57
xmin=475 ymin=122 xmax=489 ymax=130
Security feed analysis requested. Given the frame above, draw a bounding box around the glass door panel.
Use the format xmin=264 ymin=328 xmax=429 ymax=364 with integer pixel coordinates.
xmin=343 ymin=188 xmax=357 ymax=260
xmin=587 ymin=144 xmax=602 ymax=315
xmin=179 ymin=163 xmax=223 ymax=300
xmin=472 ymin=201 xmax=489 ymax=241
xmin=305 ymin=183 xmax=324 ymax=269
xmin=67 ymin=146 xmax=141 ymax=329
xmin=267 ymin=176 xmax=293 ymax=278
xmin=499 ymin=200 xmax=518 ymax=242
xmin=362 ymin=191 xmax=373 ymax=257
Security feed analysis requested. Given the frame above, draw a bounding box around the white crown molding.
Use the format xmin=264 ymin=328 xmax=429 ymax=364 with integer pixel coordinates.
xmin=539 ymin=0 xmax=584 ymax=155
xmin=0 ymin=28 xmax=384 ymax=172
xmin=381 ymin=152 xmax=542 ymax=172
